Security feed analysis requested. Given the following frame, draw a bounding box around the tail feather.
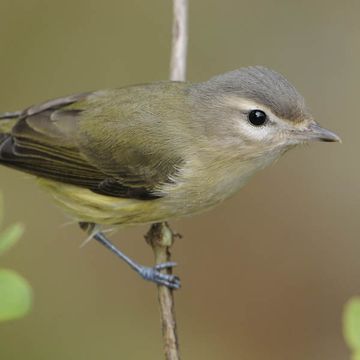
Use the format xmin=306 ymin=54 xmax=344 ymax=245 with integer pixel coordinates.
xmin=0 ymin=111 xmax=22 ymax=120
xmin=0 ymin=133 xmax=11 ymax=156
xmin=0 ymin=133 xmax=8 ymax=143
xmin=0 ymin=112 xmax=20 ymax=135
xmin=0 ymin=112 xmax=18 ymax=158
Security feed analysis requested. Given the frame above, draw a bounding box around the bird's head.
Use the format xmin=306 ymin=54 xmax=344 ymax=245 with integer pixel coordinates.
xmin=193 ymin=66 xmax=340 ymax=161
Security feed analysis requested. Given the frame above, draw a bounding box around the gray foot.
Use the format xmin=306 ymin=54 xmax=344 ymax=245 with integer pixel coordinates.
xmin=138 ymin=262 xmax=181 ymax=289
xmin=79 ymin=222 xmax=181 ymax=290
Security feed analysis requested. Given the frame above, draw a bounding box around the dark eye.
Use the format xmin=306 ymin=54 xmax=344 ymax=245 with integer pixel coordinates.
xmin=248 ymin=110 xmax=268 ymax=126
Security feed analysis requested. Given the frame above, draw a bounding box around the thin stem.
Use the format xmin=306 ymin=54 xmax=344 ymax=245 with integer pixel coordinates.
xmin=146 ymin=223 xmax=180 ymax=360
xmin=146 ymin=1 xmax=188 ymax=359
xmin=170 ymin=0 xmax=188 ymax=81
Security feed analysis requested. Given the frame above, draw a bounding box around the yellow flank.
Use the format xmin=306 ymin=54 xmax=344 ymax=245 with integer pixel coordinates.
xmin=37 ymin=178 xmax=166 ymax=226
xmin=36 ymin=145 xmax=280 ymax=226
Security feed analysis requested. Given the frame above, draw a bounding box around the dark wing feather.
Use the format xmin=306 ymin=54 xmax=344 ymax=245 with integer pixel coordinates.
xmin=0 ymin=92 xmax=179 ymax=200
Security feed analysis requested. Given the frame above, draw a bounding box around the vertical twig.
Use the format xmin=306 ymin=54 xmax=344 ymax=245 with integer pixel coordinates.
xmin=170 ymin=0 xmax=188 ymax=81
xmin=146 ymin=1 xmax=188 ymax=360
xmin=145 ymin=223 xmax=180 ymax=360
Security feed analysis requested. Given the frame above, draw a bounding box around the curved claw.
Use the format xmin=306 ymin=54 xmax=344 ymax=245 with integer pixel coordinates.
xmin=138 ymin=263 xmax=181 ymax=289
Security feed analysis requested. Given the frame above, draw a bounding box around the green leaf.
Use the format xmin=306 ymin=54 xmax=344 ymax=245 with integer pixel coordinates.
xmin=0 ymin=223 xmax=25 ymax=256
xmin=344 ymin=297 xmax=360 ymax=351
xmin=0 ymin=269 xmax=32 ymax=321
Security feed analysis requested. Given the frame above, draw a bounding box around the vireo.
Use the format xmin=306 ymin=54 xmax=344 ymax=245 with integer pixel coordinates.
xmin=0 ymin=66 xmax=340 ymax=288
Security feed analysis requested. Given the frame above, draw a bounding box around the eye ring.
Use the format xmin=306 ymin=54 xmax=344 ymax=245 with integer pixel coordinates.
xmin=248 ymin=110 xmax=268 ymax=126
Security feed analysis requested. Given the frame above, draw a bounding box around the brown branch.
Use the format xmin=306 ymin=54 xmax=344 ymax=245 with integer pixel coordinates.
xmin=145 ymin=1 xmax=188 ymax=360
xmin=145 ymin=223 xmax=180 ymax=360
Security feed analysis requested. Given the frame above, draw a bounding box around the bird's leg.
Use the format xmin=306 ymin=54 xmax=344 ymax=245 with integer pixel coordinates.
xmin=79 ymin=222 xmax=181 ymax=289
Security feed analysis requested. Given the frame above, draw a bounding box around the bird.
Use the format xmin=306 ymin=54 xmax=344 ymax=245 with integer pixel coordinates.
xmin=0 ymin=66 xmax=340 ymax=288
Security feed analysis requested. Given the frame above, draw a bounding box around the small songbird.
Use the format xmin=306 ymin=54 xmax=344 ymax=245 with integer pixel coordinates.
xmin=0 ymin=66 xmax=340 ymax=288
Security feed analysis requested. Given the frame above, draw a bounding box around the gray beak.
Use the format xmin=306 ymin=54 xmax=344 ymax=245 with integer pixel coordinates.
xmin=301 ymin=122 xmax=341 ymax=143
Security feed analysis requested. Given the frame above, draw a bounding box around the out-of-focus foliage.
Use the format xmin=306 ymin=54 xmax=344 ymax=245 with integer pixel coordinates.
xmin=344 ymin=298 xmax=360 ymax=360
xmin=0 ymin=223 xmax=25 ymax=256
xmin=0 ymin=269 xmax=32 ymax=321
xmin=0 ymin=193 xmax=31 ymax=322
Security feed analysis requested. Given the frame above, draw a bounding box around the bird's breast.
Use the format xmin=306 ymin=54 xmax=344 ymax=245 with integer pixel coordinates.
xmin=158 ymin=151 xmax=278 ymax=216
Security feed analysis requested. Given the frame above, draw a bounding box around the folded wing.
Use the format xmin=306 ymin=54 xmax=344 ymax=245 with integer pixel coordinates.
xmin=0 ymin=91 xmax=182 ymax=200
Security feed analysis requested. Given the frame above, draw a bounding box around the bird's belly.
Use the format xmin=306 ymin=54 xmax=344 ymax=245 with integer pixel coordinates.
xmin=37 ymin=179 xmax=171 ymax=226
xmin=36 ymin=153 xmax=276 ymax=226
xmin=37 ymin=177 xmax=238 ymax=226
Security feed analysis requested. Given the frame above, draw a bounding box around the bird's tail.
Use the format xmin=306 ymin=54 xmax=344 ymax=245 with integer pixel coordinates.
xmin=0 ymin=111 xmax=21 ymax=137
xmin=0 ymin=132 xmax=7 ymax=141
xmin=0 ymin=111 xmax=21 ymax=120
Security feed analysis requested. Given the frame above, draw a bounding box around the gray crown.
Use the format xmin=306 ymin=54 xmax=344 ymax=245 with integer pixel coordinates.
xmin=205 ymin=66 xmax=310 ymax=122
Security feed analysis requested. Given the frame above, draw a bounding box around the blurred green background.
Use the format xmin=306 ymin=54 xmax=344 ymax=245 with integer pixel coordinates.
xmin=0 ymin=0 xmax=358 ymax=359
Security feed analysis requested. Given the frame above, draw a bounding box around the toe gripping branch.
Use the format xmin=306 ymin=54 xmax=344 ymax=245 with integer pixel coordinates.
xmin=78 ymin=222 xmax=181 ymax=289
